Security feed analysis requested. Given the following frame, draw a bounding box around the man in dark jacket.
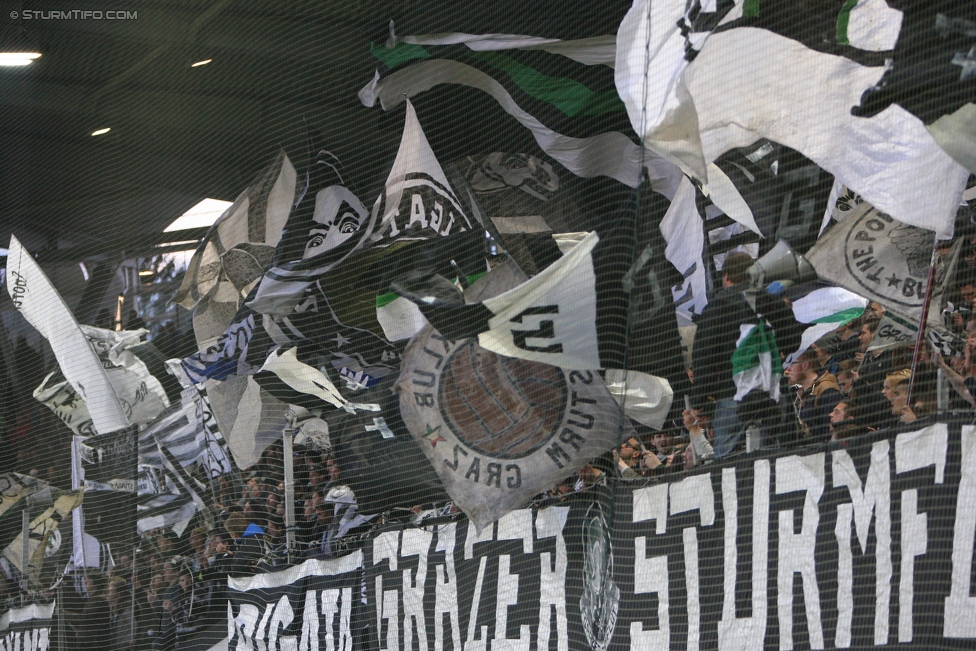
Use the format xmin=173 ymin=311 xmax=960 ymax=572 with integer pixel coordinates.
xmin=785 ymin=348 xmax=843 ymax=441
xmin=691 ymin=252 xmax=801 ymax=457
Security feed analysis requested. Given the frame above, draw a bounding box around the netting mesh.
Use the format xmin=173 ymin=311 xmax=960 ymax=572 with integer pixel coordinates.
xmin=0 ymin=2 xmax=974 ymax=650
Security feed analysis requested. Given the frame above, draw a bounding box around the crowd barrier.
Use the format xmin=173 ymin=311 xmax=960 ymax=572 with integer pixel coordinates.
xmin=9 ymin=420 xmax=976 ymax=650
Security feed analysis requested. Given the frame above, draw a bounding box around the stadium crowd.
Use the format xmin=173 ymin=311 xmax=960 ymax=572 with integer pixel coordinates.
xmin=5 ymin=243 xmax=976 ymax=651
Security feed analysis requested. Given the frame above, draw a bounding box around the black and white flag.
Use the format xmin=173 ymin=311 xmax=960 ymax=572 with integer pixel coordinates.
xmin=616 ymin=0 xmax=969 ymax=238
xmin=397 ymin=326 xmax=630 ymax=530
xmin=7 ymin=235 xmax=129 ymax=435
xmin=411 ymin=230 xmax=602 ymax=369
xmin=806 ymin=202 xmax=936 ymax=319
xmin=174 ymin=151 xmax=298 ymax=347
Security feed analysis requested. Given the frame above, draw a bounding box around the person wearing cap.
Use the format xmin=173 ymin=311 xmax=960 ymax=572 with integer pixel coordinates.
xmin=810 ymin=332 xmax=848 ymax=376
xmin=315 ymin=486 xmax=375 ymax=558
xmin=691 ymin=252 xmax=801 ymax=457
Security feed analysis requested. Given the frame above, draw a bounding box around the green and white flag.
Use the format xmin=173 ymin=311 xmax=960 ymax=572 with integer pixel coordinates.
xmin=785 ymin=287 xmax=867 ymax=365
xmin=731 ymin=321 xmax=782 ymax=402
xmin=615 ymin=0 xmax=968 ymax=238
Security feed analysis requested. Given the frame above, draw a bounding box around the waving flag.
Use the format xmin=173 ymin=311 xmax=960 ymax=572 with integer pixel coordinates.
xmin=397 ymin=327 xmax=630 ymax=530
xmin=732 ymin=321 xmax=782 ymax=402
xmin=784 ymin=287 xmax=868 ymax=365
xmin=852 ymin=6 xmax=976 ymax=173
xmin=615 ymin=0 xmax=969 ymax=238
xmin=806 ymin=202 xmax=938 ymax=319
xmin=2 ymin=490 xmax=84 ymax=587
xmin=273 ymin=133 xmax=369 ymax=266
xmin=174 ymin=151 xmax=297 ymax=347
xmin=361 ymin=29 xmax=685 ymax=193
xmin=7 ymin=235 xmax=128 ymax=435
xmin=396 ymin=231 xmax=601 ymax=368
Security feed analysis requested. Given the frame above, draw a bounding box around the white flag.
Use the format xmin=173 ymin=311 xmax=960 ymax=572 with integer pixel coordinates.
xmin=7 ymin=235 xmax=128 ymax=435
xmin=806 ymin=203 xmax=934 ymax=319
xmin=616 ymin=4 xmax=968 ymax=238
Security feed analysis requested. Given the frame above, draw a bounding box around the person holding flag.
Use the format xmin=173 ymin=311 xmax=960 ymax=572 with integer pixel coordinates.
xmin=690 ymin=252 xmax=801 ymax=457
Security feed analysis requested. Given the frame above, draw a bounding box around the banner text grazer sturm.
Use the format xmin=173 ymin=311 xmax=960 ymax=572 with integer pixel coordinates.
xmin=225 ymin=419 xmax=976 ymax=650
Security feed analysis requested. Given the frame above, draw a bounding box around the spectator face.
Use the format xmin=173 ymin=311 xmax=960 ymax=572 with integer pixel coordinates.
xmin=650 ymin=433 xmax=671 ymax=454
xmin=245 ymin=478 xmax=260 ymax=499
xmin=189 ymin=530 xmax=206 ymax=553
xmin=951 ymin=354 xmax=968 ymax=374
xmin=837 ymin=371 xmax=853 ymax=395
xmin=811 ymin=344 xmax=830 ymax=367
xmin=309 ymin=469 xmax=326 ymax=487
xmin=619 ymin=439 xmax=640 ymax=462
xmin=882 ymin=379 xmax=908 ymax=415
xmin=268 ymin=520 xmax=282 ymax=540
xmin=158 ymin=535 xmax=172 ymax=554
xmin=266 ymin=492 xmax=280 ymax=512
xmin=829 ymin=402 xmax=848 ymax=425
xmin=858 ymin=325 xmax=874 ymax=352
xmin=163 ymin=563 xmax=178 ymax=586
xmin=326 ymin=459 xmax=341 ymax=483
xmin=178 ymin=573 xmax=192 ymax=590
xmin=785 ymin=359 xmax=803 ymax=384
xmin=961 ymin=284 xmax=976 ymax=307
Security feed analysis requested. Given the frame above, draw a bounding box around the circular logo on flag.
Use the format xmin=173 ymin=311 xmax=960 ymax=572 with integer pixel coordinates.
xmin=438 ymin=339 xmax=566 ymax=459
xmin=397 ymin=327 xmax=629 ymax=530
xmin=843 ymin=205 xmax=934 ymax=308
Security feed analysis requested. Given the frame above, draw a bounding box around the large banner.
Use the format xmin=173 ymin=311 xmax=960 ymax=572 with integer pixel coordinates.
xmin=0 ymin=601 xmax=55 ymax=651
xmin=231 ymin=420 xmax=976 ymax=650
xmin=228 ymin=553 xmax=365 ymax=651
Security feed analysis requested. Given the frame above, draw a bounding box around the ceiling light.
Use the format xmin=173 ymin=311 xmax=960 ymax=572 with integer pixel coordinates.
xmin=191 ymin=59 xmax=212 ymax=67
xmin=0 ymin=52 xmax=41 ymax=67
xmin=91 ymin=127 xmax=111 ymax=136
xmin=164 ymin=198 xmax=232 ymax=232
xmin=138 ymin=269 xmax=155 ymax=277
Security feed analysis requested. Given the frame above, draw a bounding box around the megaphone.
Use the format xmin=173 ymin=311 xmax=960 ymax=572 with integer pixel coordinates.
xmin=747 ymin=239 xmax=817 ymax=290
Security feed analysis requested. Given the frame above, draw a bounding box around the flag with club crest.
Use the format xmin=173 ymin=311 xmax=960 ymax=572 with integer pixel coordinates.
xmin=397 ymin=327 xmax=630 ymax=531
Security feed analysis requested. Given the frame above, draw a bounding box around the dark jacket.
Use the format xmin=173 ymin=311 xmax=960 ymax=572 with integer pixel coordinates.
xmin=692 ymin=284 xmax=801 ymax=407
xmin=797 ymin=372 xmax=843 ymax=441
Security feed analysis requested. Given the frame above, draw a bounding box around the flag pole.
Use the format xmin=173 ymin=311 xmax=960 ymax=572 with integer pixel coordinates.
xmin=282 ymin=410 xmax=298 ymax=564
xmin=20 ymin=504 xmax=29 ymax=592
xmin=907 ymin=241 xmax=942 ymax=407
